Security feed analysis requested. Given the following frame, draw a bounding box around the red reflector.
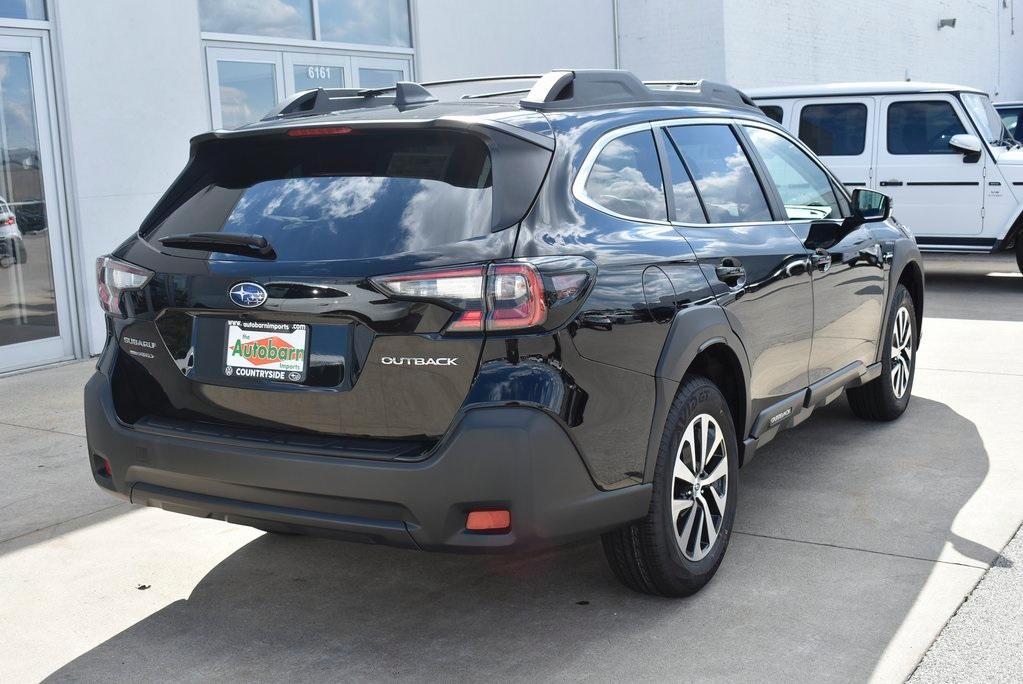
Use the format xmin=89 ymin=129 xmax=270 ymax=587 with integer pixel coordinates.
xmin=466 ymin=509 xmax=511 ymax=531
xmin=286 ymin=126 xmax=354 ymax=137
xmin=98 ymin=457 xmax=112 ymax=478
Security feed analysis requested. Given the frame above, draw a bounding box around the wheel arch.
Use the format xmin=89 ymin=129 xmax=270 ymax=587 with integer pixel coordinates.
xmin=644 ymin=306 xmax=753 ymax=482
xmin=995 ymin=206 xmax=1023 ymax=252
xmin=895 ymin=258 xmax=925 ymax=343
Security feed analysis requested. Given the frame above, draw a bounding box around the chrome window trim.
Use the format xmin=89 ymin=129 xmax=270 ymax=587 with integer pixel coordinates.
xmin=571 ymin=114 xmax=852 ymax=228
xmin=571 ymin=122 xmax=672 ymax=225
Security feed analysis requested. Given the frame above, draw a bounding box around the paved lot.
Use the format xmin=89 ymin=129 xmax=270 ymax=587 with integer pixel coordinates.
xmin=1 ymin=254 xmax=1021 ymax=682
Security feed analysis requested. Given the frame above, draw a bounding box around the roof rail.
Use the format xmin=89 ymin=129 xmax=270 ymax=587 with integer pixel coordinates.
xmin=258 ymin=70 xmax=756 ymax=123
xmin=519 ymin=69 xmax=757 ymax=111
xmin=263 ymin=81 xmax=441 ymax=120
xmin=262 ymin=75 xmax=545 ymax=121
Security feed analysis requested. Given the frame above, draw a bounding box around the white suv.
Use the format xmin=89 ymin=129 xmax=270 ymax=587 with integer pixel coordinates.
xmin=750 ymin=83 xmax=1023 ymax=273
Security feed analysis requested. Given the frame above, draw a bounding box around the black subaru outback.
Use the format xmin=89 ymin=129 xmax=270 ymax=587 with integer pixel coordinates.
xmin=86 ymin=70 xmax=923 ymax=596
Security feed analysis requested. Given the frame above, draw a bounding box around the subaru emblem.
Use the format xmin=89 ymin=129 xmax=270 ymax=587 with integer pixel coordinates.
xmin=229 ymin=282 xmax=267 ymax=308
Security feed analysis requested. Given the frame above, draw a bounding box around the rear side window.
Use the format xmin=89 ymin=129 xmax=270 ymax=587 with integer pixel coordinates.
xmin=745 ymin=127 xmax=842 ymax=221
xmin=799 ymin=103 xmax=867 ymax=156
xmin=667 ymin=124 xmax=773 ymax=224
xmin=144 ymin=130 xmax=509 ymax=262
xmin=583 ymin=130 xmax=667 ymax=221
xmin=759 ymin=105 xmax=783 ymax=124
xmin=887 ymin=101 xmax=967 ymax=154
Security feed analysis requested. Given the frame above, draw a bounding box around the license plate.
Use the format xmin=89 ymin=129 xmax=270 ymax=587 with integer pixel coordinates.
xmin=224 ymin=320 xmax=308 ymax=383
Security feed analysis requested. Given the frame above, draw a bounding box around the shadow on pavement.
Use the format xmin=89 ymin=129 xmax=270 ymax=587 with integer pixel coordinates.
xmin=46 ymin=396 xmax=994 ymax=682
xmin=922 ymin=254 xmax=1023 ymax=322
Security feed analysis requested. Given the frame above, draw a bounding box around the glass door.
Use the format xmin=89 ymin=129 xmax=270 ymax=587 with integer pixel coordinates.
xmin=284 ymin=52 xmax=351 ymax=93
xmin=351 ymin=55 xmax=410 ymax=88
xmin=206 ymin=47 xmax=285 ymax=129
xmin=207 ymin=46 xmax=413 ymax=129
xmin=0 ymin=34 xmax=74 ymax=373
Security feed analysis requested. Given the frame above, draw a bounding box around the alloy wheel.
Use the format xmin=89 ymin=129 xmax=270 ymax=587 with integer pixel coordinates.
xmin=891 ymin=306 xmax=913 ymax=399
xmin=671 ymin=413 xmax=729 ymax=561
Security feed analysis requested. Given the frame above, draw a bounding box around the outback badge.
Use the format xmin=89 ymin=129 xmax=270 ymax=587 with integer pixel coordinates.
xmin=229 ymin=282 xmax=268 ymax=308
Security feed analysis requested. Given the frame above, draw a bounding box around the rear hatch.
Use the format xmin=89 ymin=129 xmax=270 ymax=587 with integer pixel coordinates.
xmin=110 ymin=116 xmax=553 ymax=457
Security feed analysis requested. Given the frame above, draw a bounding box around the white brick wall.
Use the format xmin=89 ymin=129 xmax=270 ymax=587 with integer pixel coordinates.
xmin=615 ymin=0 xmax=726 ymax=80
xmin=415 ymin=0 xmax=616 ymax=81
xmin=614 ymin=0 xmax=1023 ymax=99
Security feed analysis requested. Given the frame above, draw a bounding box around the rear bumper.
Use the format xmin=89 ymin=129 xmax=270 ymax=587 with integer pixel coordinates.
xmin=85 ymin=371 xmax=650 ymax=551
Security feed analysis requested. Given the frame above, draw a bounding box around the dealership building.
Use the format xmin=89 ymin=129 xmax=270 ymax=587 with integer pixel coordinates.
xmin=0 ymin=0 xmax=1020 ymax=372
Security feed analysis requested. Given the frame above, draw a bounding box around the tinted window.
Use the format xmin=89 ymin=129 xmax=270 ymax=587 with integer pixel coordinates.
xmin=145 ymin=130 xmax=495 ymax=262
xmin=659 ymin=130 xmax=706 ymax=223
xmin=745 ymin=127 xmax=842 ymax=221
xmin=799 ymin=103 xmax=867 ymax=156
xmin=584 ymin=130 xmax=667 ymax=221
xmin=667 ymin=125 xmax=773 ymax=223
xmin=887 ymin=101 xmax=967 ymax=154
xmin=759 ymin=105 xmax=783 ymax=123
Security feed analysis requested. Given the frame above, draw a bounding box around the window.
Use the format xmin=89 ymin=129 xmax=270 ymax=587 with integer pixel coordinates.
xmin=583 ymin=131 xmax=667 ymax=221
xmin=199 ymin=0 xmax=314 ymax=39
xmin=658 ymin=130 xmax=706 ymax=223
xmin=216 ymin=60 xmax=279 ymax=129
xmin=360 ymin=67 xmax=405 ymax=88
xmin=961 ymin=92 xmax=1006 ymax=145
xmin=318 ymin=0 xmax=411 ymax=47
xmin=745 ymin=127 xmax=842 ymax=221
xmin=799 ymin=103 xmax=867 ymax=156
xmin=146 ymin=131 xmax=495 ymax=263
xmin=0 ymin=0 xmax=45 ymax=20
xmin=199 ymin=0 xmax=411 ymax=47
xmin=1000 ymin=106 xmax=1023 ymax=143
xmin=887 ymin=101 xmax=967 ymax=155
xmin=667 ymin=125 xmax=772 ymax=223
xmin=759 ymin=105 xmax=783 ymax=124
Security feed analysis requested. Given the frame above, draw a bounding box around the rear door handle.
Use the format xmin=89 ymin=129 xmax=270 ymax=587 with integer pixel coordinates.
xmin=811 ymin=250 xmax=832 ymax=273
xmin=715 ymin=263 xmax=746 ymax=286
xmin=879 ymin=179 xmax=903 ymax=187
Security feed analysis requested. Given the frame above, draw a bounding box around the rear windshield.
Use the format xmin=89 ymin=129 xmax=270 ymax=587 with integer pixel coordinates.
xmin=143 ymin=130 xmax=495 ymax=262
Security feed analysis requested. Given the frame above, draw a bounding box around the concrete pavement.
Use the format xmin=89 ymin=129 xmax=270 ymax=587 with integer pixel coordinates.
xmin=910 ymin=522 xmax=1023 ymax=682
xmin=1 ymin=254 xmax=1021 ymax=682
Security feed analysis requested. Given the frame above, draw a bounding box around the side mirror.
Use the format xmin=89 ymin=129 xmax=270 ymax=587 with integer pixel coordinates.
xmin=949 ymin=133 xmax=983 ymax=162
xmin=848 ymin=188 xmax=891 ymax=226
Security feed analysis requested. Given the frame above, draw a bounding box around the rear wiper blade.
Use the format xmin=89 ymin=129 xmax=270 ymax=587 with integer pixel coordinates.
xmin=159 ymin=232 xmax=276 ymax=259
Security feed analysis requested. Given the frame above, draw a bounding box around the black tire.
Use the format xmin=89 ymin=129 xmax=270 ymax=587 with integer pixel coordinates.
xmin=847 ymin=283 xmax=917 ymax=421
xmin=602 ymin=375 xmax=739 ymax=597
xmin=1016 ymin=239 xmax=1023 ymax=276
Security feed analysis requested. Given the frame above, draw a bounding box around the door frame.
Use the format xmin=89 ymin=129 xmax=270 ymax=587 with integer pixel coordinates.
xmin=790 ymin=96 xmax=877 ymax=192
xmin=873 ymin=93 xmax=986 ymax=237
xmin=0 ymin=31 xmax=77 ymax=374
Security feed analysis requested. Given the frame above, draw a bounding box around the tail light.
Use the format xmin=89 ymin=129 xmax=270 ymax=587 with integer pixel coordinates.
xmin=372 ymin=259 xmax=592 ymax=334
xmin=287 ymin=126 xmax=354 ymax=137
xmin=96 ymin=256 xmax=153 ymax=317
